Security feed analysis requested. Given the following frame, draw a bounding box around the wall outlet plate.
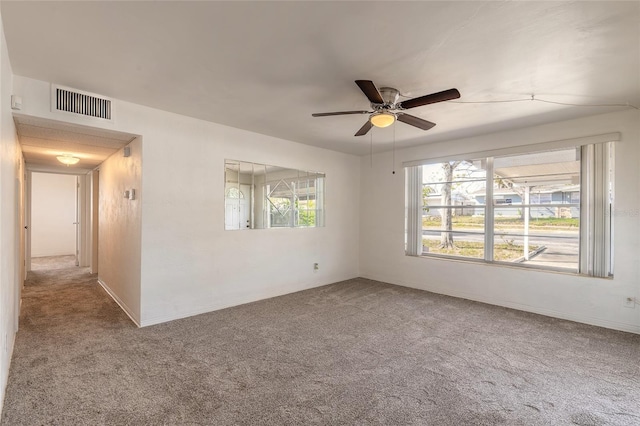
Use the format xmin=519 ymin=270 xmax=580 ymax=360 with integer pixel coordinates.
xmin=11 ymin=95 xmax=22 ymax=110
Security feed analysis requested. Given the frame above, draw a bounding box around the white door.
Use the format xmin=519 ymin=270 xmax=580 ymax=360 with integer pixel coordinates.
xmin=225 ymin=184 xmax=251 ymax=230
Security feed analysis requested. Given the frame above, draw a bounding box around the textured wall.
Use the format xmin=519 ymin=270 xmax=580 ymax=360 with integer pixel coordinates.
xmin=0 ymin=12 xmax=23 ymax=414
xmin=98 ymin=139 xmax=142 ymax=324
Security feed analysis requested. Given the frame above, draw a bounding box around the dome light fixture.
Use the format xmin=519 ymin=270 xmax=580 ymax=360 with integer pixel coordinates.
xmin=370 ymin=112 xmax=395 ymax=128
xmin=56 ymin=154 xmax=80 ymax=166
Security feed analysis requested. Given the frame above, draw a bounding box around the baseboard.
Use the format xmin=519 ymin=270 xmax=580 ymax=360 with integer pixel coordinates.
xmin=360 ymin=274 xmax=640 ymax=335
xmin=140 ymin=275 xmax=358 ymax=327
xmin=0 ymin=329 xmax=16 ymax=416
xmin=97 ymin=279 xmax=141 ymax=328
xmin=125 ymin=272 xmax=638 ymax=334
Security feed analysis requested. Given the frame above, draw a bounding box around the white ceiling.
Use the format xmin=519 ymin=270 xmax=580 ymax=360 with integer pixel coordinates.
xmin=2 ymin=1 xmax=638 ymax=156
xmin=14 ymin=115 xmax=136 ymax=172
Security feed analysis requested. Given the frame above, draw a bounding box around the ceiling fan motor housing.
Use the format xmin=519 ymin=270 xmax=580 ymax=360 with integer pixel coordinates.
xmin=375 ymin=87 xmax=400 ymax=110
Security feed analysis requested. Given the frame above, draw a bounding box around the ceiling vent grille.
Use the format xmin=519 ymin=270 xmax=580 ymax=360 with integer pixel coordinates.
xmin=53 ymin=86 xmax=112 ymax=120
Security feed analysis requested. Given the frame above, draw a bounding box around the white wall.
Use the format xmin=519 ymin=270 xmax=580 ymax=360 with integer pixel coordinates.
xmin=0 ymin=12 xmax=23 ymax=414
xmin=8 ymin=76 xmax=640 ymax=336
xmin=360 ymin=109 xmax=640 ymax=334
xmin=98 ymin=139 xmax=142 ymax=325
xmin=12 ymin=75 xmax=361 ymax=327
xmin=138 ymin=113 xmax=360 ymax=326
xmin=30 ymin=172 xmax=76 ymax=257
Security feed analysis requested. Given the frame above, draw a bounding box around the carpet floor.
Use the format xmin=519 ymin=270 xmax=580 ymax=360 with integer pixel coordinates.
xmin=2 ymin=258 xmax=639 ymax=425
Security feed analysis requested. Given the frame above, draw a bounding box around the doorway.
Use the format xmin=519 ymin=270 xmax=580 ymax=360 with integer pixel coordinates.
xmin=26 ymin=171 xmax=99 ymax=272
xmin=29 ymin=172 xmax=78 ymax=269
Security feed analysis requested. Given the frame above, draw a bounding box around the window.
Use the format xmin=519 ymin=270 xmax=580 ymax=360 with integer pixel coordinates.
xmin=266 ymin=174 xmax=323 ymax=227
xmin=405 ymin=141 xmax=614 ymax=277
xmin=225 ymin=160 xmax=325 ymax=230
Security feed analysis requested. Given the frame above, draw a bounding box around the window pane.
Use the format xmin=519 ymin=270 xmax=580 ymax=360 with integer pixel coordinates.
xmin=422 ymin=207 xmax=485 ymax=259
xmin=423 ymin=208 xmax=485 ymax=233
xmin=493 ymin=207 xmax=579 ymax=269
xmin=492 ymin=234 xmax=579 ymax=270
xmin=422 ymin=231 xmax=485 ymax=259
xmin=494 ymin=207 xmax=581 ymax=230
xmin=421 ymin=160 xmax=486 ymax=260
xmin=296 ymin=171 xmax=316 ymax=227
xmin=493 ymin=148 xmax=580 ymax=206
xmin=423 ymin=160 xmax=487 ymax=205
xmin=493 ymin=184 xmax=581 ymax=206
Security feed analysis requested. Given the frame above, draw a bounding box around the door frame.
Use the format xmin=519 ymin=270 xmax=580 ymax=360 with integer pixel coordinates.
xmin=25 ymin=170 xmax=98 ymax=271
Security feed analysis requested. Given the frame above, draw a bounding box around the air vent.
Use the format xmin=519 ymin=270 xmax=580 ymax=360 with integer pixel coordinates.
xmin=52 ymin=86 xmax=112 ymax=121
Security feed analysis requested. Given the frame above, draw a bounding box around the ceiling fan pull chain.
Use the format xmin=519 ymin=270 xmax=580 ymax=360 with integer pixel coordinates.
xmin=370 ymin=130 xmax=373 ymax=168
xmin=392 ymin=123 xmax=396 ymax=175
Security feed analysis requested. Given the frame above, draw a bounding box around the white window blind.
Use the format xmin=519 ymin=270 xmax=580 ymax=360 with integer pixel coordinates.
xmin=405 ymin=166 xmax=423 ymax=256
xmin=579 ymin=143 xmax=613 ymax=277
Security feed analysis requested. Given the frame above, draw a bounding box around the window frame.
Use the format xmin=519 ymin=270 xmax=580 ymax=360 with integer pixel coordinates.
xmin=404 ymin=134 xmax=618 ymax=278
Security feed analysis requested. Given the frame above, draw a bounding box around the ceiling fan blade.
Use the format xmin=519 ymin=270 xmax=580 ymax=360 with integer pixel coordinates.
xmin=397 ymin=88 xmax=460 ymax=110
xmin=397 ymin=113 xmax=436 ymax=131
xmin=354 ymin=120 xmax=373 ymax=136
xmin=312 ymin=110 xmax=371 ymax=117
xmin=355 ymin=80 xmax=384 ymax=104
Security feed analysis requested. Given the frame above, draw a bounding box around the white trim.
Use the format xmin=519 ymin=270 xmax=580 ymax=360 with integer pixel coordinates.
xmin=140 ymin=278 xmax=344 ymax=327
xmin=484 ymin=157 xmax=494 ymax=261
xmin=97 ymin=279 xmax=140 ymax=327
xmin=403 ymin=132 xmax=621 ymax=168
xmin=361 ymin=274 xmax=639 ymax=335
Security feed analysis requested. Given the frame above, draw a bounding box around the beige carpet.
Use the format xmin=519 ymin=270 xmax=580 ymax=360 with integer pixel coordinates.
xmin=2 ymin=257 xmax=639 ymax=425
xmin=30 ymin=255 xmax=76 ymax=271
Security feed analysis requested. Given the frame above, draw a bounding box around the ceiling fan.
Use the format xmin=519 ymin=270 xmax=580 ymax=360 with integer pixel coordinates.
xmin=312 ymin=80 xmax=460 ymax=136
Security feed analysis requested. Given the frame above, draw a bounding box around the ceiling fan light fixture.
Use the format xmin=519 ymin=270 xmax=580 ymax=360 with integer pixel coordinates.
xmin=370 ymin=112 xmax=395 ymax=128
xmin=56 ymin=154 xmax=80 ymax=166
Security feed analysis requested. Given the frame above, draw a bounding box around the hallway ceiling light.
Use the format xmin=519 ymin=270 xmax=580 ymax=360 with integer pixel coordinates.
xmin=56 ymin=154 xmax=80 ymax=166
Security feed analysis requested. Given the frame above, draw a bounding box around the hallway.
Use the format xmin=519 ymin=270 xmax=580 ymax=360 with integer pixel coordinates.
xmin=1 ymin=256 xmax=136 ymax=424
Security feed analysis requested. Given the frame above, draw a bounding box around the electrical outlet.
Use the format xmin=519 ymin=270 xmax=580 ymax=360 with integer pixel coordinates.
xmin=313 ymin=263 xmax=319 ymax=272
xmin=623 ymin=297 xmax=635 ymax=308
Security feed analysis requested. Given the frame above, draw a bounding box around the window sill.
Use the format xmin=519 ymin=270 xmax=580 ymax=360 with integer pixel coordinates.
xmin=411 ymin=253 xmax=613 ymax=280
